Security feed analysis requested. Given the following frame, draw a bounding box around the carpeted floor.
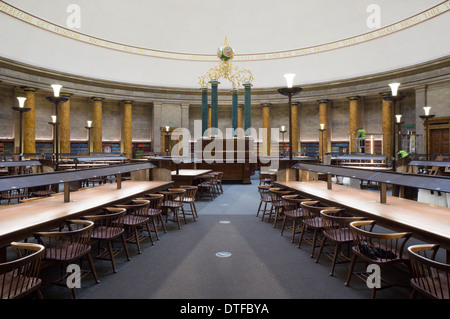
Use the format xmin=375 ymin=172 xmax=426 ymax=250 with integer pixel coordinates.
xmin=37 ymin=179 xmax=419 ymax=300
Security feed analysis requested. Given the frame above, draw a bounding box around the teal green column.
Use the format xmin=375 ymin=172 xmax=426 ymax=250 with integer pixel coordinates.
xmin=231 ymin=88 xmax=238 ymax=136
xmin=210 ymin=79 xmax=220 ymax=136
xmin=201 ymin=86 xmax=208 ymax=136
xmin=243 ymin=82 xmax=252 ymax=134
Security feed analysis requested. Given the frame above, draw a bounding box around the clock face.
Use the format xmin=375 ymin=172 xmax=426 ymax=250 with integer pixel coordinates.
xmin=217 ymin=46 xmax=234 ymax=61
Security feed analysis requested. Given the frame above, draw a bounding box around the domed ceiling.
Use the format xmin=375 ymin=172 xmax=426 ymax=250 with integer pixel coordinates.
xmin=1 ymin=0 xmax=449 ymax=89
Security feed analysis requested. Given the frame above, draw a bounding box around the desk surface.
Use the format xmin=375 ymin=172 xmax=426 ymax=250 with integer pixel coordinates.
xmin=0 ymin=180 xmax=172 ymax=247
xmin=275 ymin=181 xmax=450 ymax=250
xmin=171 ymin=169 xmax=211 ymax=177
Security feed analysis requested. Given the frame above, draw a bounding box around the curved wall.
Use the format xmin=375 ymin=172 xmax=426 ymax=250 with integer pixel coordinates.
xmin=1 ymin=1 xmax=450 ymax=88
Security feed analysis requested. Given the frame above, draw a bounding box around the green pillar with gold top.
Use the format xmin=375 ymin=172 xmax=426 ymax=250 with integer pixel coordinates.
xmin=210 ymin=79 xmax=219 ymax=137
xmin=231 ymin=88 xmax=238 ymax=136
xmin=201 ymin=86 xmax=208 ymax=137
xmin=243 ymin=82 xmax=252 ymax=135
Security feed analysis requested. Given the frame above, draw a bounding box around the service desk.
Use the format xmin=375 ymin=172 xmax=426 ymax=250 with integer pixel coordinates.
xmin=274 ymin=180 xmax=450 ymax=261
xmin=171 ymin=169 xmax=212 ymax=187
xmin=0 ymin=180 xmax=173 ymax=259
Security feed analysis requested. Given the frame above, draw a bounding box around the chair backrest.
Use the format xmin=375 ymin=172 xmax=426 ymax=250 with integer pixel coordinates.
xmin=269 ymin=188 xmax=291 ymax=202
xmin=33 ymin=220 xmax=94 ymax=261
xmin=282 ymin=195 xmax=312 ymax=213
xmin=349 ymin=220 xmax=412 ymax=261
xmin=408 ymin=244 xmax=450 ymax=299
xmin=300 ymin=201 xmax=332 ymax=227
xmin=116 ymin=200 xmax=150 ymax=217
xmin=258 ymin=185 xmax=272 ymax=200
xmin=320 ymin=209 xmax=364 ymax=242
xmin=0 ymin=242 xmax=44 ymax=299
xmin=165 ymin=188 xmax=187 ymax=202
xmin=83 ymin=208 xmax=127 ymax=239
xmin=179 ymin=186 xmax=198 ymax=199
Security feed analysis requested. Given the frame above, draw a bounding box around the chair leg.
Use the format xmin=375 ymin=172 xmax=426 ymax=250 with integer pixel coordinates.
xmin=193 ymin=202 xmax=198 ymax=218
xmin=329 ymin=243 xmax=340 ymax=276
xmin=159 ymin=214 xmax=167 ymax=233
xmin=297 ymin=224 xmax=307 ymax=248
xmin=145 ymin=222 xmax=154 ymax=245
xmin=291 ymin=218 xmax=297 ymax=243
xmin=152 ymin=217 xmax=160 ymax=240
xmin=108 ymin=239 xmax=117 ymax=273
xmin=86 ymin=253 xmax=100 ymax=284
xmin=133 ymin=227 xmax=142 ymax=254
xmin=315 ymin=237 xmax=327 ymax=263
xmin=121 ymin=234 xmax=131 ymax=261
xmin=280 ymin=216 xmax=287 ymax=236
xmin=256 ymin=200 xmax=262 ymax=217
xmin=310 ymin=229 xmax=319 ymax=258
xmin=344 ymin=254 xmax=357 ymax=287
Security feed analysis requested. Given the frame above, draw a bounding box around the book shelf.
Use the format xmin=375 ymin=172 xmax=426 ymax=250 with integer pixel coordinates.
xmin=35 ymin=141 xmax=53 ymax=154
xmin=300 ymin=142 xmax=319 ymax=158
xmin=0 ymin=141 xmax=14 ymax=155
xmin=102 ymin=142 xmax=121 ymax=154
xmin=70 ymin=142 xmax=88 ymax=154
xmin=132 ymin=142 xmax=151 ymax=158
xmin=331 ymin=142 xmax=349 ymax=155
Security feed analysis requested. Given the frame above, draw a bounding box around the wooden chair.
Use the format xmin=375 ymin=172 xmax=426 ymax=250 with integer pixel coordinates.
xmin=0 ymin=242 xmax=45 ymax=299
xmin=268 ymin=188 xmax=291 ymax=227
xmin=83 ymin=208 xmax=131 ymax=274
xmin=408 ymin=244 xmax=450 ymax=299
xmin=315 ymin=209 xmax=366 ymax=276
xmin=280 ymin=195 xmax=312 ymax=243
xmin=179 ymin=185 xmax=198 ymax=221
xmin=1 ymin=188 xmax=29 ymax=205
xmin=115 ymin=200 xmax=153 ymax=254
xmin=345 ymin=220 xmax=412 ymax=298
xmin=29 ymin=185 xmax=54 ymax=198
xmin=135 ymin=194 xmax=167 ymax=240
xmin=256 ymin=185 xmax=272 ymax=219
xmin=160 ymin=189 xmax=186 ymax=229
xmin=216 ymin=172 xmax=224 ymax=194
xmin=33 ymin=220 xmax=99 ymax=299
xmin=297 ymin=201 xmax=335 ymax=258
xmin=197 ymin=174 xmax=215 ymax=200
xmin=210 ymin=172 xmax=221 ymax=197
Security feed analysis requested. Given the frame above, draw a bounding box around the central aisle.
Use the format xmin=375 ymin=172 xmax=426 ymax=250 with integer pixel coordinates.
xmin=74 ymin=180 xmax=411 ymax=299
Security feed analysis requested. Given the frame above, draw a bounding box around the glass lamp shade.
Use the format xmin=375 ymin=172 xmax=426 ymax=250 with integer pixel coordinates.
xmin=51 ymin=115 xmax=57 ymax=123
xmin=17 ymin=97 xmax=26 ymax=108
xmin=423 ymin=106 xmax=432 ymax=116
xmin=166 ymin=126 xmax=170 ymax=132
xmin=320 ymin=123 xmax=325 ymax=130
xmin=51 ymin=84 xmax=63 ymax=97
xmin=395 ymin=114 xmax=402 ymax=123
xmin=281 ymin=126 xmax=285 ymax=131
xmin=87 ymin=120 xmax=92 ymax=127
xmin=283 ymin=74 xmax=296 ymax=88
xmin=389 ymin=82 xmax=401 ymax=96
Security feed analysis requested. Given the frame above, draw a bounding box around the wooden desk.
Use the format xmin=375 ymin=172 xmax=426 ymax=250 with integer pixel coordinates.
xmin=171 ymin=169 xmax=212 ymax=187
xmin=274 ymin=180 xmax=450 ymax=261
xmin=0 ymin=180 xmax=173 ymax=252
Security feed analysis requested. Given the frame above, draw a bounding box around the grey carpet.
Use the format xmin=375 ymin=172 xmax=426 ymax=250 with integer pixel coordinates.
xmin=39 ymin=180 xmax=414 ymax=299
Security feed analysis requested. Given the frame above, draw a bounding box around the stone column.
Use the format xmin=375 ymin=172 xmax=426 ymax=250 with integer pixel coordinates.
xmin=59 ymin=93 xmax=72 ymax=154
xmin=201 ymin=87 xmax=208 ymax=136
xmin=381 ymin=93 xmax=393 ymax=161
xmin=348 ymin=96 xmax=360 ymax=154
xmin=122 ymin=100 xmax=133 ymax=159
xmin=23 ymin=87 xmax=36 ymax=154
xmin=318 ymin=99 xmax=329 ymax=161
xmin=291 ymin=102 xmax=300 ymax=154
xmin=261 ymin=103 xmax=271 ymax=156
xmin=92 ymin=97 xmax=104 ymax=153
xmin=243 ymin=82 xmax=252 ymax=134
xmin=181 ymin=103 xmax=190 ymax=129
xmin=237 ymin=104 xmax=244 ymax=139
xmin=152 ymin=102 xmax=162 ymax=153
xmin=209 ymin=79 xmax=219 ymax=136
xmin=231 ymin=88 xmax=238 ymax=136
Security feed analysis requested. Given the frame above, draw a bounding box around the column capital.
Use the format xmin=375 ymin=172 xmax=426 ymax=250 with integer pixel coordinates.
xmin=317 ymin=99 xmax=330 ymax=104
xmin=238 ymin=104 xmax=244 ymax=108
xmin=291 ymin=102 xmax=301 ymax=107
xmin=60 ymin=93 xmax=73 ymax=99
xmin=20 ymin=87 xmax=37 ymax=93
xmin=230 ymin=88 xmax=239 ymax=94
xmin=200 ymin=86 xmax=208 ymax=92
xmin=209 ymin=79 xmax=220 ymax=85
xmin=347 ymin=96 xmax=360 ymax=101
xmin=181 ymin=103 xmax=190 ymax=108
xmin=91 ymin=97 xmax=104 ymax=102
xmin=243 ymin=82 xmax=252 ymax=88
xmin=261 ymin=103 xmax=272 ymax=108
xmin=122 ymin=100 xmax=133 ymax=105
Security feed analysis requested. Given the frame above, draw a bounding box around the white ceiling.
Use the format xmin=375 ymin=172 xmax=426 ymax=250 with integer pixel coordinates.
xmin=1 ymin=0 xmax=449 ymax=88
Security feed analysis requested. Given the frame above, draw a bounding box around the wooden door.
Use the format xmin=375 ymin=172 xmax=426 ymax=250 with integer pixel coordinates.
xmin=430 ymin=128 xmax=449 ymax=154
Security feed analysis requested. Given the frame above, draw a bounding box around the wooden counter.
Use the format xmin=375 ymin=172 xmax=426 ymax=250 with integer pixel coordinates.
xmin=0 ymin=180 xmax=173 ymax=250
xmin=274 ymin=180 xmax=450 ymax=260
xmin=171 ymin=169 xmax=211 ymax=187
